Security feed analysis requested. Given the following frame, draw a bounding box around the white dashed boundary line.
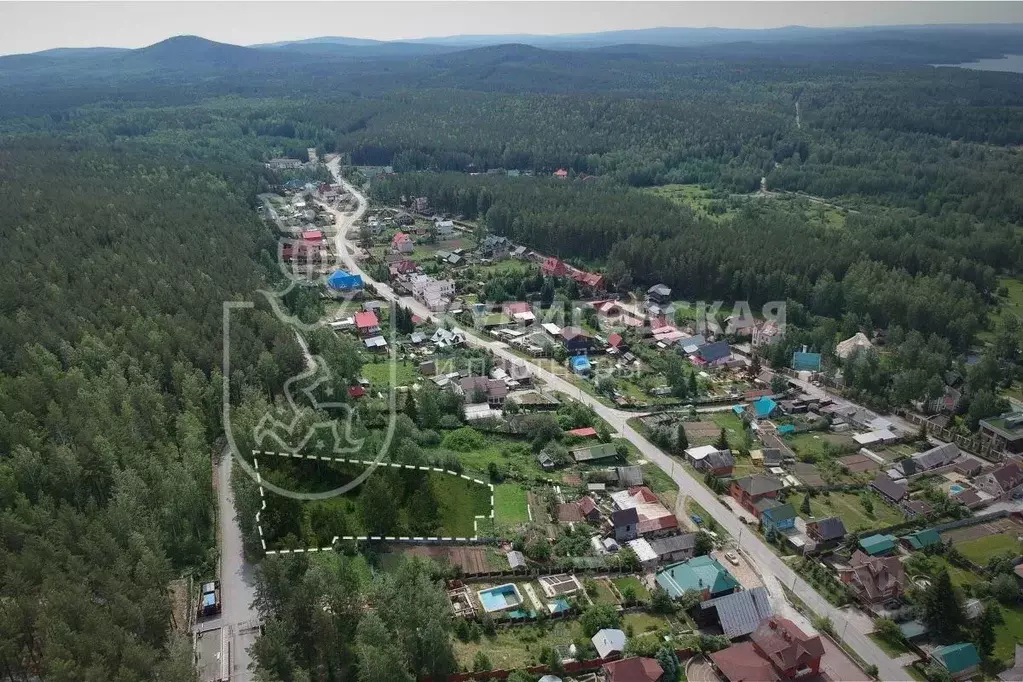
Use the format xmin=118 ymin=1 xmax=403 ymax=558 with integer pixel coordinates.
xmin=251 ymin=450 xmax=495 ymax=556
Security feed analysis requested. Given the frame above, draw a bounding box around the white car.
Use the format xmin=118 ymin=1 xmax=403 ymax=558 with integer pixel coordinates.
xmin=724 ymin=551 xmax=740 ymax=566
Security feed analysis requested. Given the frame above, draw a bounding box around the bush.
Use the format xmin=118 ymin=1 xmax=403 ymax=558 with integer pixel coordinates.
xmin=580 ymin=604 xmax=621 ymax=638
xmin=443 ymin=426 xmax=486 ymax=451
xmin=472 ymin=650 xmax=492 ymax=672
xmin=439 ymin=414 xmax=463 ymax=430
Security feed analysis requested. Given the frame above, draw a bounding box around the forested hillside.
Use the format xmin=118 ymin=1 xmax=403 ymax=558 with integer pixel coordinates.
xmin=0 ymin=131 xmax=303 ymax=680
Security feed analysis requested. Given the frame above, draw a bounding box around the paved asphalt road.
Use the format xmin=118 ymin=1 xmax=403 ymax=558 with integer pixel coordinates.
xmin=322 ymin=162 xmax=911 ymax=681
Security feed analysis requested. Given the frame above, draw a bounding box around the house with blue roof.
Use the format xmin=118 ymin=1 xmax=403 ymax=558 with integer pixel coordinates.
xmin=655 ymin=555 xmax=740 ymax=602
xmin=327 ymin=270 xmax=364 ymax=292
xmin=932 ymin=643 xmax=981 ymax=680
xmin=751 ymin=396 xmax=778 ymax=419
xmin=858 ymin=534 xmax=897 ymax=556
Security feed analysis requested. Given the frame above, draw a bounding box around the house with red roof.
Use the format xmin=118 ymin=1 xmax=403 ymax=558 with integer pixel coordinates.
xmin=391 ymin=231 xmax=414 ymax=254
xmin=567 ymin=427 xmax=598 ymax=438
xmin=577 ymin=496 xmax=601 ymax=522
xmin=388 ymin=258 xmax=418 ymax=280
xmin=553 ymin=168 xmax=569 ymax=179
xmin=348 ymin=385 xmax=366 ymax=399
xmin=711 ymin=616 xmax=824 ymax=682
xmin=301 ymin=229 xmax=323 ymax=242
xmin=354 ymin=311 xmax=380 ymax=335
xmin=570 ymin=267 xmax=605 ymax=291
xmin=607 ymin=333 xmax=626 ymax=352
xmin=542 ymin=256 xmax=568 ymax=277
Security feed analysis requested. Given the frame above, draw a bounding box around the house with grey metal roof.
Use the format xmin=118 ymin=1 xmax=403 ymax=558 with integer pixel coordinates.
xmin=699 ymin=586 xmax=774 ymax=639
xmin=592 ymin=628 xmax=627 ymax=658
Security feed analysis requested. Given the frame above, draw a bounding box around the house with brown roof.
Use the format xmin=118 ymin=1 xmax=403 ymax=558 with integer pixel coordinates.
xmin=601 ymin=657 xmax=663 ymax=682
xmin=391 ymin=231 xmax=414 ymax=254
xmin=870 ymin=473 xmax=908 ymax=505
xmin=838 ymin=550 xmax=905 ymax=605
xmin=806 ymin=516 xmax=848 ymax=547
xmin=975 ymin=460 xmax=1023 ymax=502
xmin=711 ymin=616 xmax=824 ymax=682
xmin=729 ymin=475 xmax=785 ymax=516
xmin=455 ymin=376 xmax=508 ymax=408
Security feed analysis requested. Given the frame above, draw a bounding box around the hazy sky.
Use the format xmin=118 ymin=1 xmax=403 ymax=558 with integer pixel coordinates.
xmin=2 ymin=1 xmax=1022 ymax=55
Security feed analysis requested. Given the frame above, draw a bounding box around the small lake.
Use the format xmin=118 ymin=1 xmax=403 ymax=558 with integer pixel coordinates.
xmin=932 ymin=54 xmax=1023 ymax=73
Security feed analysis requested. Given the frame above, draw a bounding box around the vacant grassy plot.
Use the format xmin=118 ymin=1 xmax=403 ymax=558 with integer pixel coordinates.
xmin=954 ymin=532 xmax=1023 ymax=565
xmin=709 ymin=412 xmax=747 ymax=449
xmin=994 ymin=605 xmax=1023 ymax=668
xmin=785 ymin=432 xmax=858 ymax=459
xmin=613 ymin=576 xmax=651 ymax=603
xmin=453 ymin=619 xmax=580 ymax=668
xmin=788 ymin=490 xmax=903 ymax=532
xmin=905 ymin=553 xmax=980 ymax=590
xmin=258 ymin=459 xmax=492 ymax=548
xmin=494 ymin=483 xmax=530 ymax=525
xmin=623 ymin=611 xmax=668 ymax=634
xmin=427 ymin=433 xmax=542 ymax=479
xmin=996 ymin=277 xmax=1023 ymax=320
xmin=644 ymin=183 xmax=728 ymax=221
xmin=359 ymin=358 xmax=417 ymax=387
xmin=869 ymin=633 xmax=911 ymax=657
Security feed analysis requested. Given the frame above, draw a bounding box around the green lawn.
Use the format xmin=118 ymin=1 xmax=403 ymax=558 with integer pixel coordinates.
xmin=644 ymin=183 xmax=728 ymax=221
xmin=453 ymin=619 xmax=580 ymax=668
xmin=623 ymin=611 xmax=668 ymax=634
xmin=996 ymin=277 xmax=1023 ymax=321
xmin=869 ymin=633 xmax=911 ymax=657
xmin=709 ymin=412 xmax=747 ymax=449
xmin=953 ymin=533 xmax=1023 ymax=565
xmin=426 ymin=433 xmax=543 ymax=480
xmin=904 ymin=553 xmax=980 ymax=590
xmin=360 ymin=358 xmax=418 ymax=387
xmin=994 ymin=605 xmax=1023 ymax=668
xmin=613 ymin=576 xmax=651 ymax=603
xmin=784 ymin=432 xmax=858 ymax=459
xmin=590 ymin=579 xmax=619 ymax=606
xmin=788 ymin=490 xmax=904 ymax=532
xmin=493 ymin=483 xmax=529 ymax=525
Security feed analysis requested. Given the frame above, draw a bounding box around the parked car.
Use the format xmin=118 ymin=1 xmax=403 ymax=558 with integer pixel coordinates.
xmin=724 ymin=551 xmax=740 ymax=566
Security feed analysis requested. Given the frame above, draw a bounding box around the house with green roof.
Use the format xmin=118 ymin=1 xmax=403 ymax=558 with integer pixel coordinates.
xmin=655 ymin=555 xmax=740 ymax=602
xmin=901 ymin=528 xmax=943 ymax=551
xmin=858 ymin=534 xmax=897 ymax=556
xmin=932 ymin=643 xmax=981 ymax=680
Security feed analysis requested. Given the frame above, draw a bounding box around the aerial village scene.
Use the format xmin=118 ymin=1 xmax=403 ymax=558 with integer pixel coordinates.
xmin=230 ymin=152 xmax=1023 ymax=682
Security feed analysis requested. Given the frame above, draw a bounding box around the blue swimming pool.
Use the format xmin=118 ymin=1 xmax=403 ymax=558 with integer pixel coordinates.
xmin=949 ymin=484 xmax=965 ymax=494
xmin=478 ymin=584 xmax=522 ymax=613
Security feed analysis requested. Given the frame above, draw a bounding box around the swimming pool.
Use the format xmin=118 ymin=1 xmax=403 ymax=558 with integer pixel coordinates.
xmin=477 ymin=584 xmax=523 ymax=613
xmin=949 ymin=484 xmax=965 ymax=494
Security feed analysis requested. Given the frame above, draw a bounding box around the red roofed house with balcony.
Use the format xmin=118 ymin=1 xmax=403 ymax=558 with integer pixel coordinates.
xmin=711 ymin=616 xmax=824 ymax=682
xmin=354 ymin=311 xmax=380 ymax=335
xmin=570 ymin=267 xmax=605 ymax=291
xmin=391 ymin=231 xmax=414 ymax=254
xmin=542 ymin=256 xmax=568 ymax=277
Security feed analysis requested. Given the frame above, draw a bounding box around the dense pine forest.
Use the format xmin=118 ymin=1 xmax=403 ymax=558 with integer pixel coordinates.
xmin=2 ymin=25 xmax=1023 ymax=681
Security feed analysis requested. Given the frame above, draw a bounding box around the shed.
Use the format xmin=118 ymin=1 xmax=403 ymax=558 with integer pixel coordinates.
xmin=507 ymin=550 xmax=526 ymax=569
xmin=902 ymin=528 xmax=942 ymax=550
xmin=859 ymin=534 xmax=897 ymax=556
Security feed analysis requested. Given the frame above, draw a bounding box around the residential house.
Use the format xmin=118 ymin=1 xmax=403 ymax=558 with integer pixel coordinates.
xmin=266 ymin=157 xmax=302 ymax=170
xmin=541 ymin=257 xmax=568 ymax=277
xmin=695 ymin=341 xmax=731 ymax=366
xmin=711 ymin=616 xmax=824 ymax=682
xmin=751 ymin=396 xmax=779 ymax=419
xmin=591 ymin=628 xmax=627 ymax=659
xmin=858 ymin=534 xmax=898 ymax=556
xmin=553 ymin=168 xmax=569 ymax=179
xmin=570 ymin=267 xmax=605 ymax=290
xmin=434 ymin=219 xmax=455 ymax=237
xmin=806 ymin=517 xmax=848 ymax=547
xmin=503 ymin=301 xmax=535 ymax=325
xmin=902 ymin=499 xmax=934 ymax=518
xmin=391 ymin=231 xmax=414 ymax=254
xmin=411 ymin=196 xmax=429 ymax=212
xmin=600 ymin=657 xmax=663 ymax=682
xmin=607 ymin=332 xmax=627 ymax=353
xmin=327 ymin=270 xmax=363 ymax=292
xmin=911 ymin=442 xmax=961 ymax=472
xmin=932 ymin=643 xmax=981 ymax=681
xmin=560 ymin=327 xmax=593 ymax=353
xmin=430 ymin=327 xmax=466 ymax=348
xmin=478 ymin=234 xmax=511 ymax=259
xmin=975 ymin=460 xmax=1023 ymax=501
xmin=501 ymin=357 xmax=532 ymax=384
xmin=901 ymin=528 xmax=943 ymax=551
xmin=387 ymin=258 xmax=418 ymax=280
xmin=836 ymin=332 xmax=873 ymax=359
xmin=759 ymin=502 xmax=796 ymax=534
xmin=568 ymin=426 xmax=598 ymax=439
xmin=701 ymin=450 xmax=736 ymax=476
xmin=353 ymin=311 xmax=380 ymax=335
xmin=456 ymin=376 xmax=508 ymax=408
xmin=410 ymin=275 xmax=455 ymax=311
xmin=610 ymin=486 xmax=678 ymax=537
xmin=753 ymin=320 xmax=783 ymax=348
xmin=685 ymin=445 xmax=730 ymax=469
xmin=870 ymin=473 xmax=908 ymax=505
xmin=646 ymin=284 xmax=672 ymax=305
xmin=730 ymin=475 xmax=785 ymax=516
xmin=630 ymin=533 xmax=698 ymax=568
xmin=725 ymin=314 xmax=757 ymax=338
xmin=979 ymin=412 xmax=1023 ymax=457
xmin=578 ymin=496 xmax=601 ymax=522
xmin=655 ymin=555 xmax=741 ymax=601
xmin=571 ymin=442 xmax=620 ymax=464
xmin=611 ymin=508 xmax=639 ymax=542
xmin=699 ymin=587 xmax=774 ymax=639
